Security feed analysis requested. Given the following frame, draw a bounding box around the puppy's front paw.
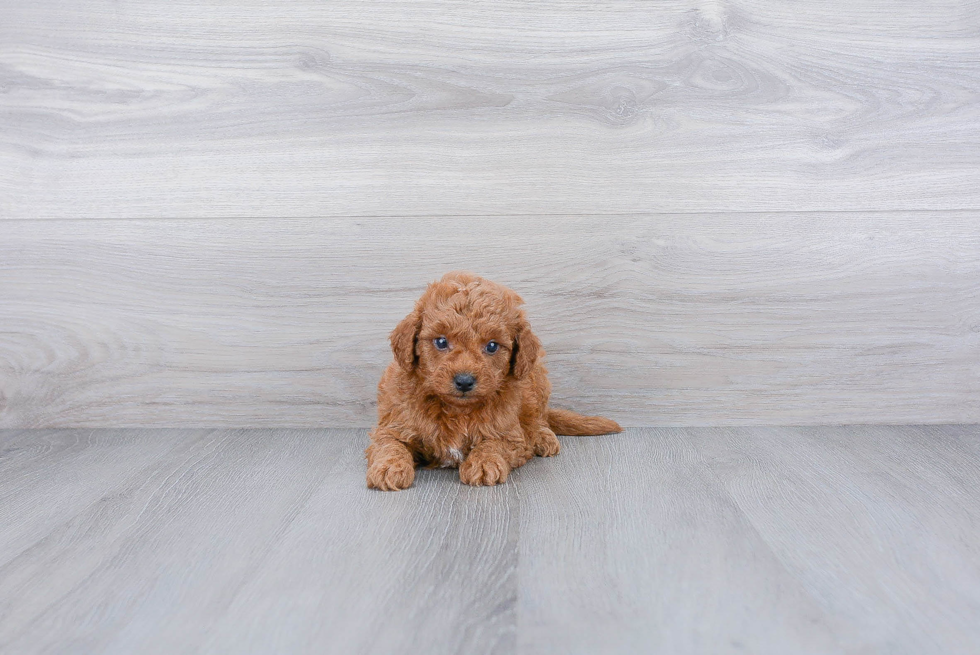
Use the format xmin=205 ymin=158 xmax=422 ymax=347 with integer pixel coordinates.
xmin=534 ymin=429 xmax=560 ymax=457
xmin=459 ymin=452 xmax=510 ymax=486
xmin=367 ymin=458 xmax=415 ymax=491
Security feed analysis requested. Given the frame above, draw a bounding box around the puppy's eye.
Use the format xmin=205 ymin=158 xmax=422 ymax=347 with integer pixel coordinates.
xmin=433 ymin=337 xmax=449 ymax=351
xmin=484 ymin=340 xmax=499 ymax=354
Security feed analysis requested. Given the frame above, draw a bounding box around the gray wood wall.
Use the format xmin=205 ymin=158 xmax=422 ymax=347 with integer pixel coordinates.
xmin=2 ymin=1 xmax=978 ymax=427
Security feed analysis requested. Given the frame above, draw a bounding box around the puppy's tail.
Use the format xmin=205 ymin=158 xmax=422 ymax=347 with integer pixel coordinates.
xmin=546 ymin=408 xmax=622 ymax=436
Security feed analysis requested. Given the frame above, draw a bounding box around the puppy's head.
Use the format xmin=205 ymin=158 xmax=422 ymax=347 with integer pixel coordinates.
xmin=390 ymin=271 xmax=541 ymax=405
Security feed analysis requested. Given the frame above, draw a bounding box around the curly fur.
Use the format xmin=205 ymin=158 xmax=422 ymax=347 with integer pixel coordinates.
xmin=366 ymin=271 xmax=621 ymax=491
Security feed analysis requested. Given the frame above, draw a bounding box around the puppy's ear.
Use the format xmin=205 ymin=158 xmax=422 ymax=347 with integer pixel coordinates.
xmin=390 ymin=307 xmax=423 ymax=371
xmin=510 ymin=321 xmax=541 ymax=379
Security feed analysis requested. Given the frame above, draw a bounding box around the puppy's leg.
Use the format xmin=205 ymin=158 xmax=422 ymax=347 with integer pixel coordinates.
xmin=366 ymin=434 xmax=416 ymax=491
xmin=532 ymin=424 xmax=561 ymax=457
xmin=460 ymin=436 xmax=530 ymax=487
xmin=519 ymin=374 xmax=559 ymax=457
xmin=521 ymin=409 xmax=560 ymax=457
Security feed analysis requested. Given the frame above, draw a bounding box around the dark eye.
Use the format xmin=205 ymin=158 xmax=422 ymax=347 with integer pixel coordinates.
xmin=433 ymin=337 xmax=449 ymax=351
xmin=484 ymin=340 xmax=499 ymax=354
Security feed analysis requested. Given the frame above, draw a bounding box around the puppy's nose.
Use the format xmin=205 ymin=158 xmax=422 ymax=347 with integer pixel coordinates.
xmin=453 ymin=373 xmax=476 ymax=393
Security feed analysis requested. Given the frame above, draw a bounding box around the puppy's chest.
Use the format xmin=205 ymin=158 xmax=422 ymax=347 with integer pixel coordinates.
xmin=423 ymin=418 xmax=477 ymax=468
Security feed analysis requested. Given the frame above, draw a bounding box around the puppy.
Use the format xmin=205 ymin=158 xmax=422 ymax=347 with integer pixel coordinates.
xmin=366 ymin=271 xmax=621 ymax=490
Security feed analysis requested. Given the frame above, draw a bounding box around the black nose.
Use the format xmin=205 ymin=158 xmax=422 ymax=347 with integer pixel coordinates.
xmin=454 ymin=373 xmax=476 ymax=393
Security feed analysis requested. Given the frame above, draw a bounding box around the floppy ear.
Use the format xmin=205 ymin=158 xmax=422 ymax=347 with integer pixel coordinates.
xmin=390 ymin=307 xmax=423 ymax=371
xmin=510 ymin=322 xmax=541 ymax=379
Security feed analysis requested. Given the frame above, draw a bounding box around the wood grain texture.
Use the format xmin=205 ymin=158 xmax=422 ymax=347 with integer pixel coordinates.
xmin=201 ymin=434 xmax=517 ymax=655
xmin=2 ymin=426 xmax=979 ymax=653
xmin=0 ymin=428 xmax=349 ymax=654
xmin=2 ymin=0 xmax=979 ymax=217
xmin=694 ymin=425 xmax=980 ymax=654
xmin=0 ymin=428 xmax=517 ymax=655
xmin=2 ymin=214 xmax=977 ymax=428
xmin=0 ymin=429 xmax=199 ymax=567
xmin=515 ymin=429 xmax=849 ymax=654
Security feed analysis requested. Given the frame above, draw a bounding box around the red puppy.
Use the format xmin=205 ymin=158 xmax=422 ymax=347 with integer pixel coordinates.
xmin=366 ymin=271 xmax=621 ymax=490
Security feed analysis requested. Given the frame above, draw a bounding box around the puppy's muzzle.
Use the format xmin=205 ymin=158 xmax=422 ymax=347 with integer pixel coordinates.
xmin=453 ymin=373 xmax=477 ymax=393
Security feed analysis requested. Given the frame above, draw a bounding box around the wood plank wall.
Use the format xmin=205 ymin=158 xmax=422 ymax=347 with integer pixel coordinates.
xmin=1 ymin=1 xmax=978 ymax=427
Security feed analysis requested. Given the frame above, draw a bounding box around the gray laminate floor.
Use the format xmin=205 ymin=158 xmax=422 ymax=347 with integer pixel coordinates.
xmin=1 ymin=426 xmax=979 ymax=654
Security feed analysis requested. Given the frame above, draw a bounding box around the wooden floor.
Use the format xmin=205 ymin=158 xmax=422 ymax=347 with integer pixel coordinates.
xmin=2 ymin=426 xmax=979 ymax=654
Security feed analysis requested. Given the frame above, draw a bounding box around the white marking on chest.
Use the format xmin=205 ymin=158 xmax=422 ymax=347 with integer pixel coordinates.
xmin=440 ymin=447 xmax=464 ymax=467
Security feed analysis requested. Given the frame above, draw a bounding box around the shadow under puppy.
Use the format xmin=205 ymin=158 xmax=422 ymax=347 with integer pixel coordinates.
xmin=366 ymin=271 xmax=621 ymax=490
